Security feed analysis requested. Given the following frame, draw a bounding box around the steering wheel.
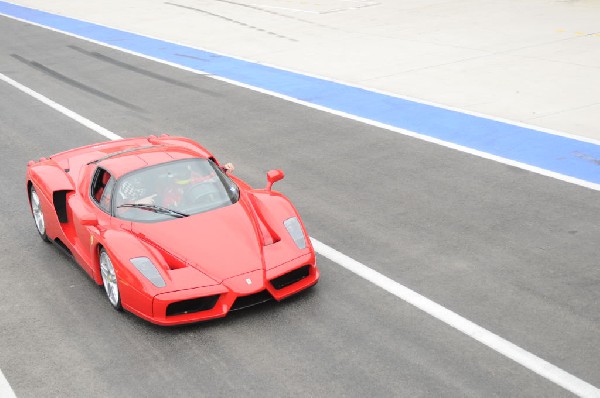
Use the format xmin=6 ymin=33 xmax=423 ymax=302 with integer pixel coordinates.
xmin=185 ymin=182 xmax=220 ymax=206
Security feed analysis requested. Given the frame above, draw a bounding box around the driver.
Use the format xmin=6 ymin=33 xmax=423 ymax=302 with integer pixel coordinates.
xmin=161 ymin=162 xmax=235 ymax=208
xmin=141 ymin=162 xmax=235 ymax=208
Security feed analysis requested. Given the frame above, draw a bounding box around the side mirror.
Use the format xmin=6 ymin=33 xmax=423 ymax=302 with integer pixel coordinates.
xmin=265 ymin=169 xmax=284 ymax=191
xmin=80 ymin=213 xmax=98 ymax=226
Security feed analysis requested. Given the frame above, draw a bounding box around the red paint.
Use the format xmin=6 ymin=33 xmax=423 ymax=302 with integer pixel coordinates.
xmin=26 ymin=136 xmax=318 ymax=325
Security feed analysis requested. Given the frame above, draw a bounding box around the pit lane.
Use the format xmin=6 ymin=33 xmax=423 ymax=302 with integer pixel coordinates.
xmin=0 ymin=14 xmax=599 ymax=397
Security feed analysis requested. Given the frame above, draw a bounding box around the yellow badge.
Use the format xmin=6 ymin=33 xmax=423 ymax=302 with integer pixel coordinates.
xmin=90 ymin=234 xmax=94 ymax=246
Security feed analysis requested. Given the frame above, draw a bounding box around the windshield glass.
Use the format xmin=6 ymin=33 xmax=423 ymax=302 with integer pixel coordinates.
xmin=113 ymin=158 xmax=239 ymax=222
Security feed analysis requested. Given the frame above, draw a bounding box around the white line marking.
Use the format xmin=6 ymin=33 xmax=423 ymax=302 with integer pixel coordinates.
xmin=5 ymin=7 xmax=600 ymax=143
xmin=0 ymin=73 xmax=120 ymax=141
xmin=311 ymin=239 xmax=600 ymax=398
xmin=0 ymin=369 xmax=17 ymax=398
xmin=3 ymin=5 xmax=600 ymax=145
xmin=1 ymin=8 xmax=600 ymax=195
xmin=2 ymin=74 xmax=599 ymax=397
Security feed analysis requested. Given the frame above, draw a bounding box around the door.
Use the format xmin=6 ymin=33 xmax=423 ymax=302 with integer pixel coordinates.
xmin=70 ymin=166 xmax=113 ymax=275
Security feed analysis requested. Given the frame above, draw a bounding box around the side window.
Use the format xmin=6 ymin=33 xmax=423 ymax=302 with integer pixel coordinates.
xmin=91 ymin=168 xmax=113 ymax=213
xmin=99 ymin=177 xmax=115 ymax=212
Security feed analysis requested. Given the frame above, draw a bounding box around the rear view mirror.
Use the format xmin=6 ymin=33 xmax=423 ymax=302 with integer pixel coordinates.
xmin=265 ymin=169 xmax=284 ymax=191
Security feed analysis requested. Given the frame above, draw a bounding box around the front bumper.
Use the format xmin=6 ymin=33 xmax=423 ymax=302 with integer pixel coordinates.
xmin=134 ymin=254 xmax=318 ymax=326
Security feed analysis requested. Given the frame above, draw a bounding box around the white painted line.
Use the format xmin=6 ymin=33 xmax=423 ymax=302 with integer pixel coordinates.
xmin=0 ymin=73 xmax=120 ymax=141
xmin=1 ymin=9 xmax=599 ymax=193
xmin=2 ymin=74 xmax=599 ymax=397
xmin=0 ymin=369 xmax=17 ymax=398
xmin=2 ymin=6 xmax=599 ymax=147
xmin=0 ymin=11 xmax=215 ymax=77
xmin=311 ymin=238 xmax=600 ymax=398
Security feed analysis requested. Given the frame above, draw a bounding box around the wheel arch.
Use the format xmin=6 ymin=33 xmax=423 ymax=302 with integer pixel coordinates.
xmin=92 ymin=242 xmax=105 ymax=285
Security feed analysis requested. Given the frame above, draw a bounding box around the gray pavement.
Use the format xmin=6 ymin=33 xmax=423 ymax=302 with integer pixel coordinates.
xmin=0 ymin=15 xmax=598 ymax=397
xmin=6 ymin=0 xmax=600 ymax=141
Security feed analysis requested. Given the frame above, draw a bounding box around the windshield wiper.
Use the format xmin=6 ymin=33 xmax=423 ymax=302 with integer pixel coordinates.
xmin=117 ymin=203 xmax=189 ymax=218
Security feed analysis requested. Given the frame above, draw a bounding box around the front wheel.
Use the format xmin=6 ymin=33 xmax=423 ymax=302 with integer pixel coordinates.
xmin=99 ymin=248 xmax=122 ymax=311
xmin=29 ymin=185 xmax=50 ymax=242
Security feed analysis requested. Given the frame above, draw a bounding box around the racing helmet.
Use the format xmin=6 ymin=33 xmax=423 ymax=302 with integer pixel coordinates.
xmin=170 ymin=164 xmax=193 ymax=185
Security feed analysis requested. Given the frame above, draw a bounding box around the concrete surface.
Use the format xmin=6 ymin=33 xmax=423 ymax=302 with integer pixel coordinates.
xmin=5 ymin=0 xmax=600 ymax=140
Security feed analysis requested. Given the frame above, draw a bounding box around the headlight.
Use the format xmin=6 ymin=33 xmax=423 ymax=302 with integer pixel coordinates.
xmin=130 ymin=257 xmax=166 ymax=288
xmin=284 ymin=217 xmax=306 ymax=249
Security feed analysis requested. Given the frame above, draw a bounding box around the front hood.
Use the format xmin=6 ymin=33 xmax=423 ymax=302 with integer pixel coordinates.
xmin=131 ymin=202 xmax=263 ymax=283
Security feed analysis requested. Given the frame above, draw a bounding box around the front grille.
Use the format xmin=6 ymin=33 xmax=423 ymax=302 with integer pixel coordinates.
xmin=270 ymin=265 xmax=310 ymax=290
xmin=166 ymin=295 xmax=220 ymax=316
xmin=230 ymin=290 xmax=272 ymax=311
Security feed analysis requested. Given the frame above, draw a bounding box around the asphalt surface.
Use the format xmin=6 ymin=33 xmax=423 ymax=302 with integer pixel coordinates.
xmin=1 ymin=15 xmax=598 ymax=398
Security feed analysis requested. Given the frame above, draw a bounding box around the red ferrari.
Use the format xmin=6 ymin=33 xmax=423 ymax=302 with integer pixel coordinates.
xmin=26 ymin=135 xmax=319 ymax=325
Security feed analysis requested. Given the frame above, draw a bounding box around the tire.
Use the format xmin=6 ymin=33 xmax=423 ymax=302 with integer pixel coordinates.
xmin=29 ymin=185 xmax=50 ymax=243
xmin=99 ymin=248 xmax=123 ymax=311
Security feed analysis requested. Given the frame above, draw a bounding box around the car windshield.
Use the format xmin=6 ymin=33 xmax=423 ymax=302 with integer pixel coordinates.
xmin=113 ymin=158 xmax=239 ymax=222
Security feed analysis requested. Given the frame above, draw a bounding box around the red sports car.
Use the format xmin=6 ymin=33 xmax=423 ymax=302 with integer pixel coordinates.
xmin=26 ymin=135 xmax=319 ymax=325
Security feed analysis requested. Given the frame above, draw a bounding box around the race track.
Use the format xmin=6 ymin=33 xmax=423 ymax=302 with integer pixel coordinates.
xmin=1 ymin=5 xmax=599 ymax=398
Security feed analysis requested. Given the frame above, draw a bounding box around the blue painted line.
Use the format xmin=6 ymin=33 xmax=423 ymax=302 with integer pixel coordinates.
xmin=1 ymin=1 xmax=599 ymax=184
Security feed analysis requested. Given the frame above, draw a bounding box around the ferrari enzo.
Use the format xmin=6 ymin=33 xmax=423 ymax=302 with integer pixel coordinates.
xmin=26 ymin=135 xmax=319 ymax=325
